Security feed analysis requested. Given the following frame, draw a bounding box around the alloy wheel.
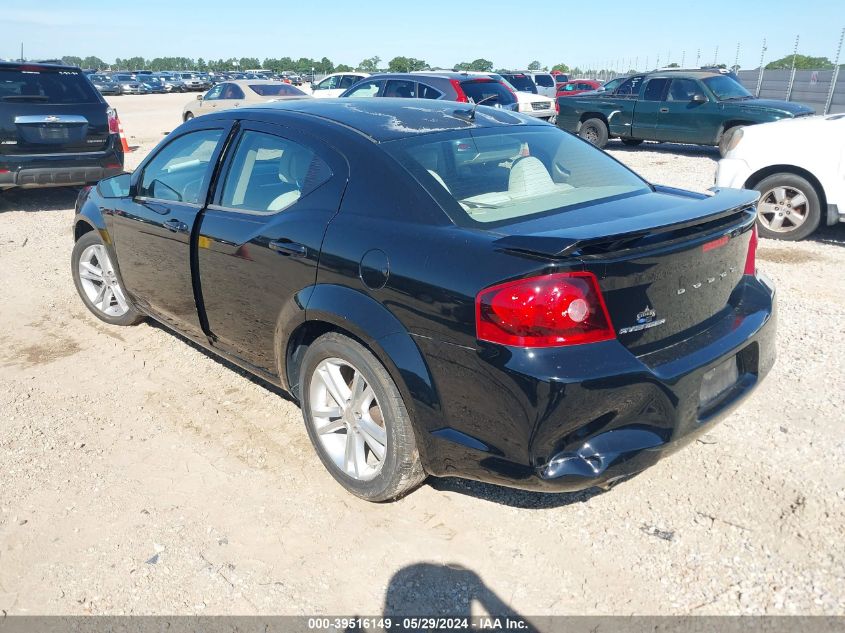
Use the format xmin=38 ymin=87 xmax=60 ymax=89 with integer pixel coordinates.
xmin=78 ymin=244 xmax=130 ymax=317
xmin=758 ymin=186 xmax=809 ymax=233
xmin=308 ymin=358 xmax=387 ymax=481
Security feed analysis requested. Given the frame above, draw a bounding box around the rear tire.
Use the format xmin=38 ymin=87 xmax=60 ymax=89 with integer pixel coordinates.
xmin=753 ymin=173 xmax=821 ymax=241
xmin=299 ymin=332 xmax=426 ymax=501
xmin=578 ymin=118 xmax=609 ymax=148
xmin=621 ymin=138 xmax=643 ymax=146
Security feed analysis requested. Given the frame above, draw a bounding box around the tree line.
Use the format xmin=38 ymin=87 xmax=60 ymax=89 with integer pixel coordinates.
xmin=58 ymin=54 xmax=573 ymax=74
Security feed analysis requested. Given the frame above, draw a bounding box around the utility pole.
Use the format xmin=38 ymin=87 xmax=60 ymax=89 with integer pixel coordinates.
xmin=755 ymin=38 xmax=768 ymax=97
xmin=713 ymin=46 xmax=719 ymax=66
xmin=786 ymin=34 xmax=800 ymax=100
xmin=20 ymin=42 xmax=24 ymax=62
xmin=824 ymin=27 xmax=844 ymax=115
xmin=696 ymin=49 xmax=700 ymax=67
xmin=734 ymin=42 xmax=740 ymax=70
xmin=681 ymin=51 xmax=685 ymax=67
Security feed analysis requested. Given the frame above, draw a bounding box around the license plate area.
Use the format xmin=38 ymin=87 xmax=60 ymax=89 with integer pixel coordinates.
xmin=699 ymin=356 xmax=739 ymax=408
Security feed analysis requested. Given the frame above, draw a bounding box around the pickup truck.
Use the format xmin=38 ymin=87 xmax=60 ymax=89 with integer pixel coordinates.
xmin=556 ymin=70 xmax=814 ymax=156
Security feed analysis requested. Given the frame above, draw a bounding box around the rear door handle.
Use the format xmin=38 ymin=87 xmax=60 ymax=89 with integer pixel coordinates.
xmin=269 ymin=240 xmax=307 ymax=257
xmin=163 ymin=218 xmax=188 ymax=233
xmin=659 ymin=107 xmax=669 ymax=113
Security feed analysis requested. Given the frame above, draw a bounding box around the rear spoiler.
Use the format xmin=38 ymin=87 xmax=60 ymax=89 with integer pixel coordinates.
xmin=494 ymin=186 xmax=759 ymax=259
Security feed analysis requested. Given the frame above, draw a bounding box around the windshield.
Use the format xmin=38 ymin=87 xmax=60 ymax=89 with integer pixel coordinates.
xmin=703 ymin=75 xmax=752 ymax=100
xmin=385 ymin=126 xmax=649 ymax=227
xmin=503 ymin=74 xmax=536 ymax=92
xmin=0 ymin=68 xmax=101 ymax=103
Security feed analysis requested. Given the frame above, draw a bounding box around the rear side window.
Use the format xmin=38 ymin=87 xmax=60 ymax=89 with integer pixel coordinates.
xmin=139 ymin=129 xmax=223 ymax=203
xmin=220 ymin=130 xmax=331 ymax=213
xmin=459 ymin=80 xmax=515 ymax=106
xmin=642 ymin=78 xmax=668 ymax=101
xmin=0 ymin=68 xmax=100 ymax=104
xmin=338 ymin=75 xmax=358 ymax=89
xmin=418 ymin=83 xmax=442 ymax=99
xmin=534 ymin=74 xmax=554 ymax=87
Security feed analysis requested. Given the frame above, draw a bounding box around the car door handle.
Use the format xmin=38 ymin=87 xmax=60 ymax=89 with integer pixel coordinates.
xmin=659 ymin=107 xmax=669 ymax=113
xmin=163 ymin=218 xmax=188 ymax=233
xmin=269 ymin=240 xmax=307 ymax=257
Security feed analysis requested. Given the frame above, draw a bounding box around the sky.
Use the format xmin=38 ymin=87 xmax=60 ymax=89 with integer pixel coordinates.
xmin=3 ymin=0 xmax=844 ymax=71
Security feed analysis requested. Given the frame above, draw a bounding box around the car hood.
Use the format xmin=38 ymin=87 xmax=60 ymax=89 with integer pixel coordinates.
xmin=728 ymin=98 xmax=814 ymax=116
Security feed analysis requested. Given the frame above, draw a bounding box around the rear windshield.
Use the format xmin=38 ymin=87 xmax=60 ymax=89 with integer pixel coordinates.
xmin=384 ymin=126 xmax=649 ymax=227
xmin=503 ymin=74 xmax=536 ymax=92
xmin=249 ymin=84 xmax=306 ymax=97
xmin=0 ymin=68 xmax=100 ymax=104
xmin=459 ymin=79 xmax=516 ymax=106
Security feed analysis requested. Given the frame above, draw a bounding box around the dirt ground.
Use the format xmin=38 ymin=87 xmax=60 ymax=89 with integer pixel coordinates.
xmin=1 ymin=93 xmax=843 ymax=616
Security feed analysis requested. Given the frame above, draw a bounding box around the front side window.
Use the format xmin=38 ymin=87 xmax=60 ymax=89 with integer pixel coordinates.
xmin=316 ymin=75 xmax=339 ymax=90
xmin=219 ymin=131 xmax=331 ymax=213
xmin=667 ymin=79 xmax=706 ymax=102
xmin=385 ymin=126 xmax=649 ymax=227
xmin=204 ymin=84 xmax=224 ymax=100
xmin=139 ymin=129 xmax=223 ymax=203
xmin=344 ymin=80 xmax=381 ymax=98
xmin=615 ymin=75 xmax=643 ymax=96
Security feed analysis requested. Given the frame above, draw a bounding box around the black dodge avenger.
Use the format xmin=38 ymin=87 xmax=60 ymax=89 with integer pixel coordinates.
xmin=71 ymin=99 xmax=776 ymax=501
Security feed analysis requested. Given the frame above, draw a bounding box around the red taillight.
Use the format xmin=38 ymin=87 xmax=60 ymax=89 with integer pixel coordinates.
xmin=449 ymin=79 xmax=468 ymax=103
xmin=107 ymin=108 xmax=119 ymax=135
xmin=702 ymin=234 xmax=729 ymax=252
xmin=744 ymin=224 xmax=758 ymax=275
xmin=475 ymin=272 xmax=615 ymax=347
xmin=555 ymin=99 xmax=560 ymax=114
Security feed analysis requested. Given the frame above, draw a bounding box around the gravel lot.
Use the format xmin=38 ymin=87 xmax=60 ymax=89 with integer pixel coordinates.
xmin=1 ymin=93 xmax=843 ymax=616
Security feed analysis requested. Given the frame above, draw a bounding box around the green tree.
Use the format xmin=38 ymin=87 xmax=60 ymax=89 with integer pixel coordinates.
xmin=335 ymin=63 xmax=353 ymax=72
xmin=765 ymin=54 xmax=833 ymax=70
xmin=81 ymin=56 xmax=105 ymax=70
xmin=666 ymin=62 xmax=679 ymax=68
xmin=358 ymin=56 xmax=381 ymax=72
xmin=454 ymin=58 xmax=493 ymax=72
xmin=318 ymin=57 xmax=335 ymax=74
xmin=552 ymin=63 xmax=570 ymax=73
xmin=239 ymin=57 xmax=260 ymax=70
xmin=387 ymin=56 xmax=428 ymax=72
xmin=62 ymin=56 xmax=83 ymax=67
xmin=527 ymin=60 xmax=543 ymax=71
xmin=196 ymin=58 xmax=207 ymax=71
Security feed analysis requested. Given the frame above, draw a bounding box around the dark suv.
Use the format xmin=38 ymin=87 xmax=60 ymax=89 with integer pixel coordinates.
xmin=0 ymin=61 xmax=123 ymax=190
xmin=340 ymin=72 xmax=518 ymax=110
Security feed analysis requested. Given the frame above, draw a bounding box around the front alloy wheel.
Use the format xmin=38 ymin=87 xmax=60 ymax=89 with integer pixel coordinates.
xmin=754 ymin=173 xmax=821 ymax=241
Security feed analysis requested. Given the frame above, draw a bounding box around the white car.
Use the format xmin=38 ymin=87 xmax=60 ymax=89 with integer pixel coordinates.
xmin=715 ymin=113 xmax=845 ymax=240
xmin=525 ymin=72 xmax=557 ymax=98
xmin=309 ymin=72 xmax=370 ymax=98
xmin=489 ymin=74 xmax=556 ymax=121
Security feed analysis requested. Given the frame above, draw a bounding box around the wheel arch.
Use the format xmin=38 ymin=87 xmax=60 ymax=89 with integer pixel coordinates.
xmin=279 ymin=285 xmax=442 ymax=447
xmin=745 ymin=164 xmax=828 ymax=220
xmin=577 ymin=112 xmax=609 ymax=128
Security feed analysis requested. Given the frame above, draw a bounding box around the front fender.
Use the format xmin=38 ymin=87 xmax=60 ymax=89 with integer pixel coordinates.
xmin=297 ymin=284 xmax=443 ymax=464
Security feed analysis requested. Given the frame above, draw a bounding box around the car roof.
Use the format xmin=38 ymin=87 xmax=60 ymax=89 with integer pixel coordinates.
xmin=244 ymin=98 xmax=540 ymax=142
xmin=645 ymin=70 xmax=722 ymax=79
xmin=225 ymin=79 xmax=282 ymax=86
xmin=0 ymin=60 xmax=80 ymax=72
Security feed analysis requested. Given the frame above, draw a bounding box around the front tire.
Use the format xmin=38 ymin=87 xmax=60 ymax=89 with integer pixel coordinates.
xmin=754 ymin=173 xmax=822 ymax=241
xmin=578 ymin=117 xmax=609 ymax=148
xmin=299 ymin=333 xmax=425 ymax=501
xmin=71 ymin=231 xmax=143 ymax=326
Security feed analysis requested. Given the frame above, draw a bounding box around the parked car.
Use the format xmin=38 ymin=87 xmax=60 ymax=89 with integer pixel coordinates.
xmin=310 ymin=72 xmax=370 ymax=98
xmin=715 ymin=113 xmax=845 ymax=240
xmin=0 ymin=61 xmax=123 ymax=190
xmin=556 ymin=70 xmax=814 ymax=155
xmin=154 ymin=73 xmax=187 ymax=93
xmin=71 ymin=99 xmax=775 ymax=500
xmin=182 ymin=80 xmax=310 ymax=120
xmin=113 ymin=74 xmax=149 ymax=95
xmin=556 ymin=79 xmax=602 ymax=97
xmin=524 ymin=71 xmax=557 ymax=98
xmin=552 ymin=72 xmax=570 ymax=86
xmin=342 ymin=72 xmax=519 ymax=111
xmin=88 ymin=74 xmax=121 ymax=96
xmin=177 ymin=73 xmax=208 ymax=91
xmin=487 ymin=74 xmax=555 ymax=120
xmin=140 ymin=76 xmax=167 ymax=94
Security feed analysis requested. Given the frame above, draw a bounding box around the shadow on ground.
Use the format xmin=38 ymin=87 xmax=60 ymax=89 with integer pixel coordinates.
xmin=0 ymin=187 xmax=82 ymax=213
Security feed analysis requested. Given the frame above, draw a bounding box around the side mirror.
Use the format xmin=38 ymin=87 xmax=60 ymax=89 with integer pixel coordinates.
xmin=97 ymin=173 xmax=131 ymax=198
xmin=196 ymin=94 xmax=203 ymax=101
xmin=692 ymin=93 xmax=707 ymax=103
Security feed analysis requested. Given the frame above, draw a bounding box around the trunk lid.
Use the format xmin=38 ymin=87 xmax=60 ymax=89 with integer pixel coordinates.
xmin=0 ymin=65 xmax=109 ymax=155
xmin=493 ymin=186 xmax=759 ymax=352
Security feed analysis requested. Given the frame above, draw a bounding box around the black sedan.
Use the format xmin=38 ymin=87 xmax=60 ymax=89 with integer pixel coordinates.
xmin=71 ymin=99 xmax=776 ymax=501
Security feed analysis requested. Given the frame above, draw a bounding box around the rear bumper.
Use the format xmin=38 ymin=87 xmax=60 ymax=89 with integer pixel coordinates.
xmin=417 ymin=275 xmax=777 ymax=492
xmin=0 ymin=144 xmax=123 ymax=189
